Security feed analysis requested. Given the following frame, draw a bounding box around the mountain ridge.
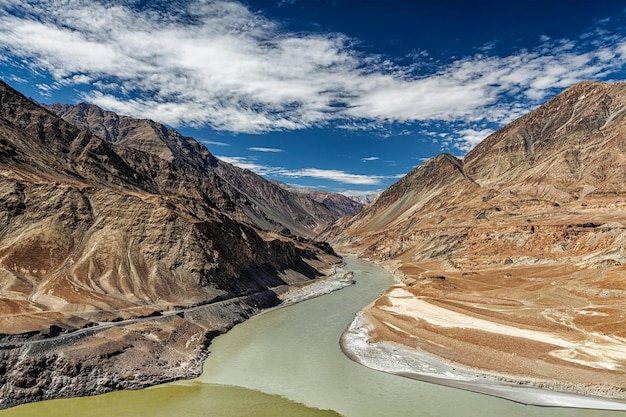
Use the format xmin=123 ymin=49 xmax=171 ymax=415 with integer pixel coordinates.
xmin=46 ymin=102 xmax=345 ymax=237
xmin=0 ymin=79 xmax=343 ymax=408
xmin=328 ymin=81 xmax=626 ymax=399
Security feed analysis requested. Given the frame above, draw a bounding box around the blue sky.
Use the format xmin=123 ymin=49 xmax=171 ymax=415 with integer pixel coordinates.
xmin=1 ymin=1 xmax=626 ymax=195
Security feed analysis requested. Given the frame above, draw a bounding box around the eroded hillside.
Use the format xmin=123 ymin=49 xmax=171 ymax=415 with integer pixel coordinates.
xmin=0 ymin=80 xmax=342 ymax=408
xmin=327 ymin=81 xmax=626 ymax=398
xmin=47 ymin=102 xmax=345 ymax=237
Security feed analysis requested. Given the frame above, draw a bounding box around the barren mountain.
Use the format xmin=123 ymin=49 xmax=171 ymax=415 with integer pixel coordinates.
xmin=272 ymin=181 xmax=364 ymax=217
xmin=46 ymin=102 xmax=340 ymax=237
xmin=301 ymin=190 xmax=363 ymax=217
xmin=342 ymin=191 xmax=380 ymax=206
xmin=0 ymin=80 xmax=341 ymax=408
xmin=326 ymin=81 xmax=626 ymax=398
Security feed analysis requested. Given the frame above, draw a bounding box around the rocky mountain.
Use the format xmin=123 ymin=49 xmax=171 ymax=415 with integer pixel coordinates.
xmin=341 ymin=191 xmax=380 ymax=206
xmin=301 ymin=189 xmax=363 ymax=217
xmin=325 ymin=81 xmax=626 ymax=265
xmin=271 ymin=181 xmax=364 ymax=217
xmin=327 ymin=81 xmax=626 ymax=398
xmin=46 ymin=102 xmax=340 ymax=237
xmin=0 ymin=80 xmax=342 ymax=408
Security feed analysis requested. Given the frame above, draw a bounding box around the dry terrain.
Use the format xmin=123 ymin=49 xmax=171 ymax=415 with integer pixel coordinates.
xmin=0 ymin=80 xmax=343 ymax=408
xmin=326 ymin=81 xmax=626 ymax=398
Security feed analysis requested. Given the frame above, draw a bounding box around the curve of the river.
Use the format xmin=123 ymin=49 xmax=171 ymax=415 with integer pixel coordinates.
xmin=2 ymin=256 xmax=625 ymax=416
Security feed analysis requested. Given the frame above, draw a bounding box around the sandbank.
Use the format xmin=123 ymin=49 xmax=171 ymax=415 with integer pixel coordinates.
xmin=341 ymin=312 xmax=626 ymax=411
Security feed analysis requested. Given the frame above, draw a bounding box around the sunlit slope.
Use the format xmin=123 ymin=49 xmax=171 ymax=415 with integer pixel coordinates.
xmin=325 ymin=81 xmax=626 ymax=397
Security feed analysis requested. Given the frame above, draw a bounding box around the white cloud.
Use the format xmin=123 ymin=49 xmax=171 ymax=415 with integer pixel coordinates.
xmin=451 ymin=128 xmax=495 ymax=153
xmin=0 ymin=0 xmax=624 ymax=134
xmin=7 ymin=74 xmax=27 ymax=83
xmin=202 ymin=140 xmax=230 ymax=147
xmin=248 ymin=147 xmax=284 ymax=153
xmin=217 ymin=155 xmax=271 ymax=173
xmin=35 ymin=83 xmax=53 ymax=96
xmin=216 ymin=154 xmax=401 ymax=185
xmin=362 ymin=156 xmax=379 ymax=162
xmin=278 ymin=168 xmax=384 ymax=185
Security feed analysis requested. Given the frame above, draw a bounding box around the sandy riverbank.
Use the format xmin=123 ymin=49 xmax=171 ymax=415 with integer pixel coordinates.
xmin=341 ymin=311 xmax=626 ymax=411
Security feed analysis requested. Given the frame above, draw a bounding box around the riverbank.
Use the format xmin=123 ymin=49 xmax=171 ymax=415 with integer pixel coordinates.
xmin=277 ymin=270 xmax=355 ymax=305
xmin=0 ymin=262 xmax=352 ymax=410
xmin=341 ymin=310 xmax=626 ymax=411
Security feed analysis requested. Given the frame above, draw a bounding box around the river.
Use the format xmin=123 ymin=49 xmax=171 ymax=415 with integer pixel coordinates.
xmin=2 ymin=256 xmax=625 ymax=416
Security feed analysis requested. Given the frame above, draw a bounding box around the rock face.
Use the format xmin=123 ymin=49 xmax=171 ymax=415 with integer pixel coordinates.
xmin=0 ymin=80 xmax=341 ymax=408
xmin=47 ymin=103 xmax=340 ymax=237
xmin=326 ymin=81 xmax=626 ymax=397
xmin=305 ymin=190 xmax=363 ymax=217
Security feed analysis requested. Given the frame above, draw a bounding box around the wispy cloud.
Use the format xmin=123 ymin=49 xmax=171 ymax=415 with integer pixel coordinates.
xmin=450 ymin=127 xmax=495 ymax=153
xmin=279 ymin=168 xmax=385 ymax=185
xmin=217 ymin=156 xmax=270 ymax=173
xmin=361 ymin=156 xmax=380 ymax=162
xmin=202 ymin=140 xmax=230 ymax=147
xmin=217 ymin=155 xmax=403 ymax=185
xmin=0 ymin=0 xmax=625 ymax=137
xmin=248 ymin=147 xmax=284 ymax=153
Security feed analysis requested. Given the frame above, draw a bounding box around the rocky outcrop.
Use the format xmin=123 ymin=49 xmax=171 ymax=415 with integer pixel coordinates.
xmin=0 ymin=291 xmax=279 ymax=409
xmin=0 ymin=80 xmax=342 ymax=408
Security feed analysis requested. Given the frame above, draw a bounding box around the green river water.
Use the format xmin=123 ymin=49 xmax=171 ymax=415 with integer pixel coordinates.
xmin=2 ymin=256 xmax=625 ymax=417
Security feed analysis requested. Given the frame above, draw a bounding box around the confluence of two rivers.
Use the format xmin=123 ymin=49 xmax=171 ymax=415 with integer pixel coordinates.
xmin=2 ymin=256 xmax=623 ymax=416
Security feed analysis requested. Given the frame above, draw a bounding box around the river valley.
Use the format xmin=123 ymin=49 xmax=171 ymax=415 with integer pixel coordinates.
xmin=2 ymin=256 xmax=626 ymax=417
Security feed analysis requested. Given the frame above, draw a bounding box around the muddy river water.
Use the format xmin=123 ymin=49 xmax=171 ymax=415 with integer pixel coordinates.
xmin=2 ymin=256 xmax=625 ymax=417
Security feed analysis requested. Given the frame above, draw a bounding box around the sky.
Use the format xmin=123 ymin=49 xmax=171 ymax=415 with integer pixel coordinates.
xmin=1 ymin=0 xmax=626 ymax=195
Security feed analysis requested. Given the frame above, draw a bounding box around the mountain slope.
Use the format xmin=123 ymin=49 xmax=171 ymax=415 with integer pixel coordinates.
xmin=47 ymin=103 xmax=340 ymax=237
xmin=328 ymin=81 xmax=626 ymax=399
xmin=0 ymin=80 xmax=341 ymax=407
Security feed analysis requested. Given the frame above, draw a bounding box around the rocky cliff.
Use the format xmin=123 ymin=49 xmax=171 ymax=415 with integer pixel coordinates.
xmin=0 ymin=80 xmax=341 ymax=408
xmin=327 ymin=81 xmax=626 ymax=398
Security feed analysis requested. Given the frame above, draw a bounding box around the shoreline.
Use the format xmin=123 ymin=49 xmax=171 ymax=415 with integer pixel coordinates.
xmin=340 ymin=311 xmax=626 ymax=411
xmin=0 ymin=265 xmax=354 ymax=410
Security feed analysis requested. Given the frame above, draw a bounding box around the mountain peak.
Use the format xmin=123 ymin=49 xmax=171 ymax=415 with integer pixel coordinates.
xmin=45 ymin=102 xmax=342 ymax=237
xmin=328 ymin=80 xmax=626 ymax=261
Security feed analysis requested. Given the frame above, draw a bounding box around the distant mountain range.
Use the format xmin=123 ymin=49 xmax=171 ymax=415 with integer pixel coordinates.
xmin=341 ymin=191 xmax=380 ymax=206
xmin=271 ymin=180 xmax=365 ymax=217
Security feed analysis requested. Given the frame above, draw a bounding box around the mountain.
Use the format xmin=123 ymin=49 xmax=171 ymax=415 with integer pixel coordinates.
xmin=0 ymin=80 xmax=342 ymax=408
xmin=341 ymin=191 xmax=380 ymax=206
xmin=328 ymin=81 xmax=626 ymax=399
xmin=298 ymin=189 xmax=363 ymax=217
xmin=46 ymin=102 xmax=340 ymax=237
xmin=271 ymin=181 xmax=364 ymax=217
